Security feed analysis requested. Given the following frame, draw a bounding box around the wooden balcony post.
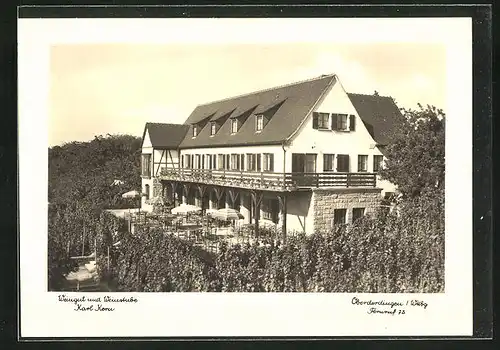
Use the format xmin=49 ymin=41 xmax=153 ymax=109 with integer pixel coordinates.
xmin=316 ymin=173 xmax=319 ymax=187
xmin=260 ymin=172 xmax=264 ymax=187
xmin=278 ymin=194 xmax=287 ymax=243
xmin=346 ymin=173 xmax=351 ymax=188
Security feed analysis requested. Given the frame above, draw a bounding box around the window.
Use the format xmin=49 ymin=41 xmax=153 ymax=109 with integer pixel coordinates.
xmin=323 ymin=154 xmax=335 ymax=172
xmin=192 ymin=125 xmax=198 ymax=137
xmin=210 ymin=121 xmax=217 ymax=135
xmin=357 ymin=155 xmax=368 ymax=172
xmin=263 ymin=153 xmax=274 ymax=172
xmin=337 ymin=114 xmax=348 ymax=130
xmin=230 ymin=154 xmax=240 ymax=170
xmin=305 ymin=154 xmax=317 ymax=173
xmin=231 ymin=119 xmax=238 ymax=134
xmin=239 ymin=154 xmax=245 ymax=171
xmin=331 ymin=114 xmax=349 ymax=131
xmin=256 ymin=115 xmax=264 ymax=131
xmin=336 ymin=154 xmax=349 ymax=172
xmin=352 ymin=208 xmax=365 ymax=223
xmin=333 ymin=209 xmax=347 ymax=225
xmin=144 ymin=184 xmax=150 ymax=200
xmin=211 ymin=154 xmax=217 ymax=170
xmin=317 ymin=112 xmax=330 ymax=129
xmin=206 ymin=154 xmax=211 ymax=169
xmin=246 ymin=154 xmax=261 ymax=171
xmin=141 ymin=154 xmax=151 ymax=177
xmin=225 ymin=154 xmax=230 ymax=170
xmin=183 ymin=154 xmax=191 ymax=169
xmin=190 ymin=155 xmax=194 ymax=169
xmin=373 ymin=155 xmax=384 ymax=172
xmin=217 ymin=154 xmax=224 ymax=170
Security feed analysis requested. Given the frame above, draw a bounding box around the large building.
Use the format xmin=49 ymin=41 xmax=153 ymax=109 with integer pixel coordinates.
xmin=140 ymin=74 xmax=402 ymax=236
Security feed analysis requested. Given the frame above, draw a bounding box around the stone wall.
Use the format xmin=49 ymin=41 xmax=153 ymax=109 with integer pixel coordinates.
xmin=312 ymin=187 xmax=382 ymax=233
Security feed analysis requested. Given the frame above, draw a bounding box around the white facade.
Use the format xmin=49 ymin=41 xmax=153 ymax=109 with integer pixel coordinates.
xmin=140 ymin=76 xmax=398 ymax=232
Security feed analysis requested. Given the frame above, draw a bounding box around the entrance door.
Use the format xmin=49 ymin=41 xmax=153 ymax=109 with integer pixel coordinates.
xmin=291 ymin=153 xmax=317 ymax=186
xmin=292 ymin=154 xmax=305 ymax=173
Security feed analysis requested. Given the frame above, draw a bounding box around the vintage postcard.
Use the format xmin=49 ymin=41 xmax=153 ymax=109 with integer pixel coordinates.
xmin=18 ymin=16 xmax=473 ymax=338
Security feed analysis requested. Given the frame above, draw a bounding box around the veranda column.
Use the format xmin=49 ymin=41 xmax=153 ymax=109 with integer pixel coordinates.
xmin=182 ymin=184 xmax=188 ymax=205
xmin=278 ymin=194 xmax=287 ymax=242
xmin=225 ymin=190 xmax=231 ymax=209
xmin=209 ymin=191 xmax=216 ymax=210
xmin=239 ymin=193 xmax=250 ymax=223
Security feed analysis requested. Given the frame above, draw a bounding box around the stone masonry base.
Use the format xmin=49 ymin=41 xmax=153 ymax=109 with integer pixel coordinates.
xmin=312 ymin=187 xmax=382 ymax=234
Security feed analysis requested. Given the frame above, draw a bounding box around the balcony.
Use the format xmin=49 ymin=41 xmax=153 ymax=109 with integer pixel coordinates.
xmin=158 ymin=168 xmax=377 ymax=191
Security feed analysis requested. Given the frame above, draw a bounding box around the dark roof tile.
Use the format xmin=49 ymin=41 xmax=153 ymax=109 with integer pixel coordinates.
xmin=179 ymin=75 xmax=336 ymax=148
xmin=347 ymin=93 xmax=405 ymax=145
xmin=142 ymin=122 xmax=190 ymax=149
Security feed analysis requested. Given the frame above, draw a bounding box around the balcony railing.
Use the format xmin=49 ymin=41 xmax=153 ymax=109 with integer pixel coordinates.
xmin=158 ymin=168 xmax=377 ymax=191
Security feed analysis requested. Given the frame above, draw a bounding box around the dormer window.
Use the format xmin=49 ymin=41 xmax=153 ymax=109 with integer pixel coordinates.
xmin=231 ymin=119 xmax=238 ymax=134
xmin=192 ymin=125 xmax=198 ymax=137
xmin=210 ymin=121 xmax=217 ymax=135
xmin=256 ymin=115 xmax=264 ymax=132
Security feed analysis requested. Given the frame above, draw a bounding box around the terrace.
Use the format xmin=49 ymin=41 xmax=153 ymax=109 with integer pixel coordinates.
xmin=128 ymin=209 xmax=285 ymax=254
xmin=158 ymin=168 xmax=377 ymax=192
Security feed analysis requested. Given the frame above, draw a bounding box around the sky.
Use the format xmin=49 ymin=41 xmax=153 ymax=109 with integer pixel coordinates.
xmin=49 ymin=42 xmax=446 ymax=146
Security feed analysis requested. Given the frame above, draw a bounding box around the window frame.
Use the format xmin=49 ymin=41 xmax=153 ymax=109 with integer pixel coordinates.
xmin=336 ymin=154 xmax=350 ymax=172
xmin=210 ymin=121 xmax=217 ymax=135
xmin=323 ymin=153 xmax=335 ymax=172
xmin=357 ymin=155 xmax=368 ymax=172
xmin=263 ymin=153 xmax=274 ymax=172
xmin=333 ymin=208 xmax=347 ymax=225
xmin=304 ymin=153 xmax=317 ymax=173
xmin=217 ymin=154 xmax=224 ymax=170
xmin=256 ymin=115 xmax=264 ymax=131
xmin=230 ymin=154 xmax=239 ymax=170
xmin=373 ymin=155 xmax=384 ymax=172
xmin=317 ymin=112 xmax=330 ymax=129
xmin=337 ymin=114 xmax=349 ymax=131
xmin=352 ymin=207 xmax=365 ymax=223
xmin=141 ymin=154 xmax=152 ymax=177
xmin=192 ymin=125 xmax=198 ymax=137
xmin=231 ymin=119 xmax=239 ymax=134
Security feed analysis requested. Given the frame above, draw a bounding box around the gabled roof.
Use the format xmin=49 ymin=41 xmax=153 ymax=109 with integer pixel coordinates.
xmin=141 ymin=122 xmax=190 ymax=149
xmin=347 ymin=93 xmax=405 ymax=146
xmin=178 ymin=74 xmax=336 ymax=148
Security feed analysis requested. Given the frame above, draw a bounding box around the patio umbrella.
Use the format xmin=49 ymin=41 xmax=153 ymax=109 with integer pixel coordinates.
xmin=209 ymin=208 xmax=244 ymax=221
xmin=122 ymin=190 xmax=141 ymax=198
xmin=171 ymin=204 xmax=202 ymax=215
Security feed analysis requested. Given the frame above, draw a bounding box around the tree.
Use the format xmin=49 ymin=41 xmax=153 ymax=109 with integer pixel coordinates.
xmin=380 ymin=104 xmax=445 ymax=198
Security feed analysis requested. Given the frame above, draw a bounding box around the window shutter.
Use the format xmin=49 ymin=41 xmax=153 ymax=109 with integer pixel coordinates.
xmin=269 ymin=154 xmax=274 ymax=171
xmin=240 ymin=154 xmax=245 ymax=170
xmin=349 ymin=114 xmax=356 ymax=131
xmin=257 ymin=154 xmax=262 ymax=171
xmin=312 ymin=112 xmax=319 ymax=129
xmin=331 ymin=114 xmax=338 ymax=130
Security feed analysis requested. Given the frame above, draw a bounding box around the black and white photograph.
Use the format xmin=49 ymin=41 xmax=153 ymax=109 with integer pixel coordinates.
xmin=47 ymin=43 xmax=446 ymax=294
xmin=18 ymin=16 xmax=475 ymax=337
